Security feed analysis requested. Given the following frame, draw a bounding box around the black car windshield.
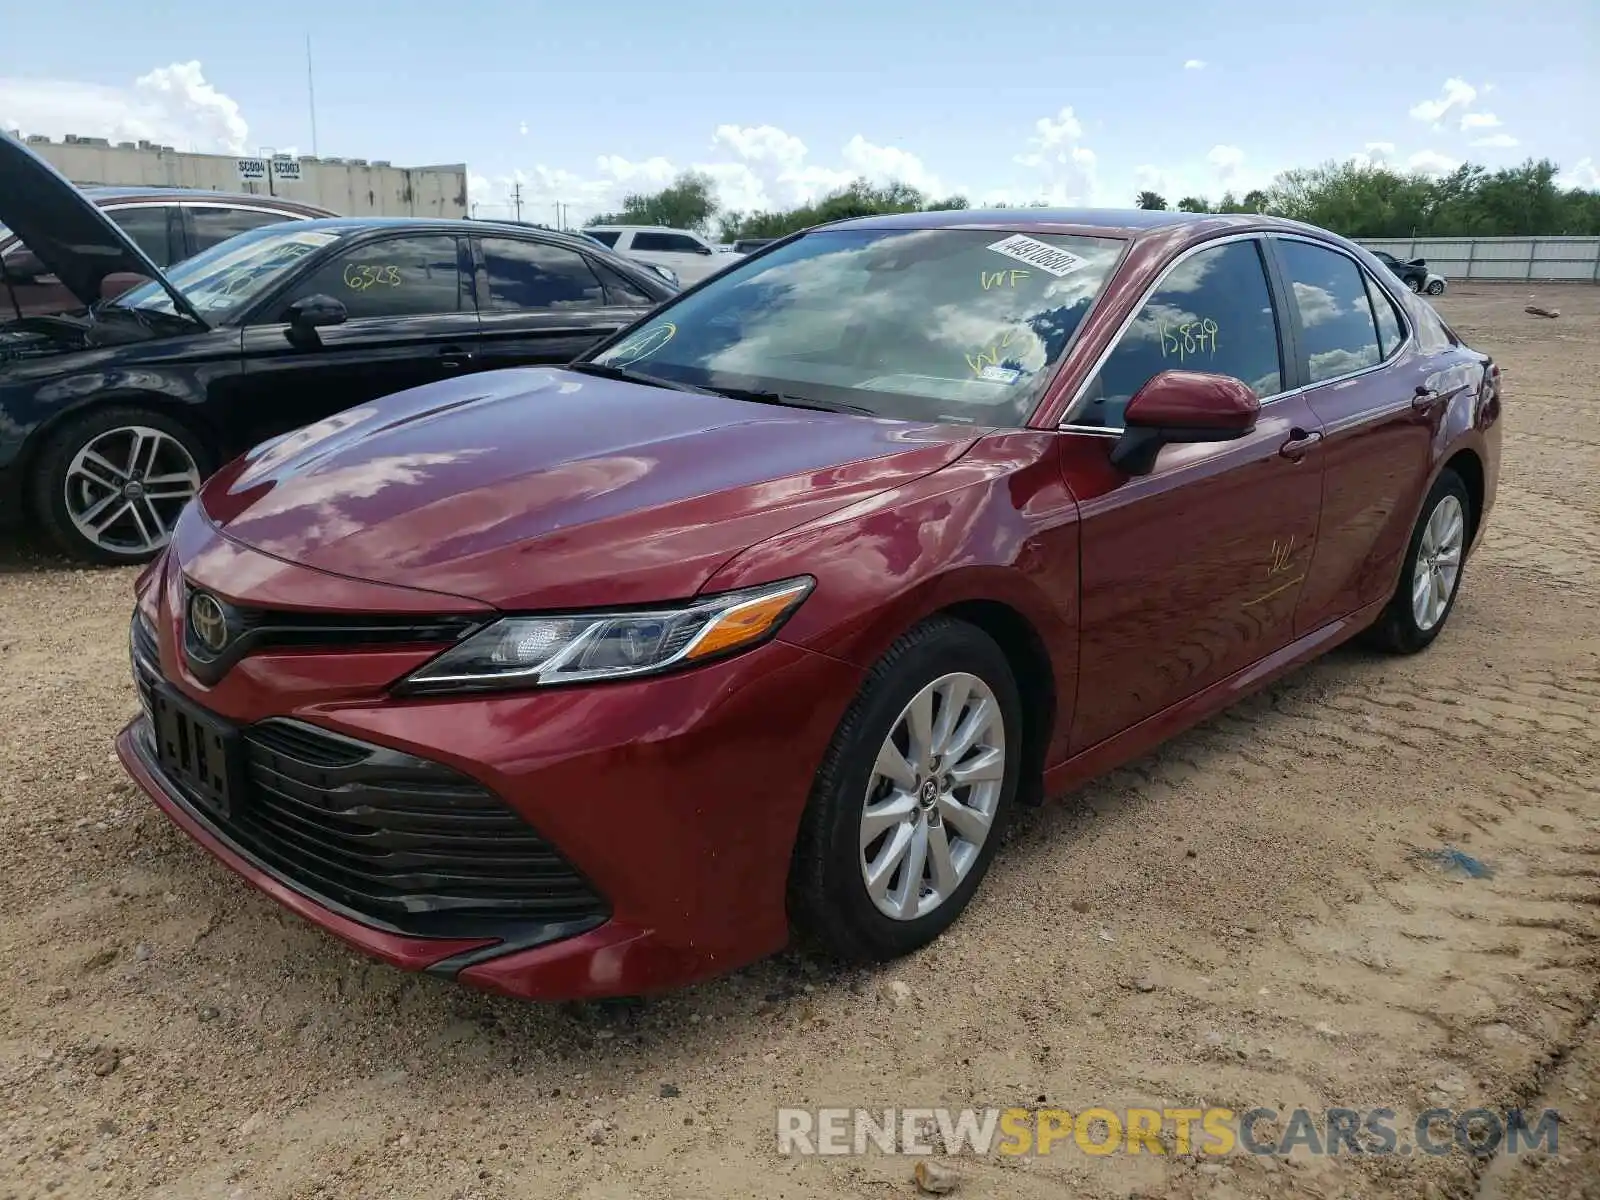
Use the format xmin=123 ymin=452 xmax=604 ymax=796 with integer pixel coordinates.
xmin=111 ymin=224 xmax=342 ymax=320
xmin=585 ymin=227 xmax=1124 ymax=426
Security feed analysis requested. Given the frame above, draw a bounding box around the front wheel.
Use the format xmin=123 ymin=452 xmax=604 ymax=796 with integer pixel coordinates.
xmin=789 ymin=617 xmax=1023 ymax=962
xmin=1426 ymin=279 xmax=1446 ymax=296
xmin=1365 ymin=469 xmax=1471 ymax=654
xmin=31 ymin=407 xmax=211 ymax=566
xmin=1406 ymin=277 xmax=1423 ymax=293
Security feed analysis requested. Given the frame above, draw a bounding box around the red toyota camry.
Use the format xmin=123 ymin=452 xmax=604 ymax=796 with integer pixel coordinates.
xmin=118 ymin=208 xmax=1501 ymax=1000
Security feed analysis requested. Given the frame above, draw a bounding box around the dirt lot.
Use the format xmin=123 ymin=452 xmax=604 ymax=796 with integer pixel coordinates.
xmin=2 ymin=283 xmax=1597 ymax=1200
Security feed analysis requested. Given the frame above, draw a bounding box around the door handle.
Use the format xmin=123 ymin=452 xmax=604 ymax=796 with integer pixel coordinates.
xmin=1279 ymin=428 xmax=1323 ymax=462
xmin=437 ymin=345 xmax=474 ymax=369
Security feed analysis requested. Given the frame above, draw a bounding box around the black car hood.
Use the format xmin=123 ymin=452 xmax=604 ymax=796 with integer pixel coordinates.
xmin=0 ymin=132 xmax=202 ymax=323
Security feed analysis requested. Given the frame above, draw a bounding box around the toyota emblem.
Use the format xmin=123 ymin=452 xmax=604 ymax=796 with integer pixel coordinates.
xmin=188 ymin=592 xmax=229 ymax=655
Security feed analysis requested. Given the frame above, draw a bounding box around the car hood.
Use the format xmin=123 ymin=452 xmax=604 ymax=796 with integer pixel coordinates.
xmin=0 ymin=132 xmax=201 ymax=321
xmin=199 ymin=369 xmax=983 ymax=610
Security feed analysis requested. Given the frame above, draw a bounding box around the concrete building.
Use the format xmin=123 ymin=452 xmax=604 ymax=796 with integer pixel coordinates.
xmin=12 ymin=133 xmax=468 ymax=219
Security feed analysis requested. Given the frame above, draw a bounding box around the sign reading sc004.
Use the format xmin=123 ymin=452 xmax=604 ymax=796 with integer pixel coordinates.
xmin=236 ymin=157 xmax=267 ymax=182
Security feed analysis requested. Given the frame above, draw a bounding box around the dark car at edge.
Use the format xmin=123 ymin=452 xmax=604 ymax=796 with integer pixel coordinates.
xmin=0 ymin=133 xmax=676 ymax=563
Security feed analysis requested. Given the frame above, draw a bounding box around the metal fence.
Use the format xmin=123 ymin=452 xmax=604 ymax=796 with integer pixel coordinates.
xmin=1358 ymin=236 xmax=1600 ymax=283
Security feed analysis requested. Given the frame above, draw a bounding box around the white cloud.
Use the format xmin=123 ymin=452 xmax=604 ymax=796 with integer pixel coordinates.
xmin=518 ymin=121 xmax=529 ymax=137
xmin=1460 ymin=111 xmax=1501 ymax=131
xmin=1207 ymin=144 xmax=1245 ymax=182
xmin=842 ymin=135 xmax=944 ymax=194
xmin=1408 ymin=150 xmax=1460 ymax=176
xmin=1559 ymin=157 xmax=1600 ymax=190
xmin=1184 ymin=59 xmax=1207 ymax=70
xmin=1409 ymin=78 xmax=1477 ymax=127
xmin=1471 ymin=133 xmax=1519 ymax=149
xmin=0 ymin=61 xmax=249 ymax=154
xmin=1008 ymin=106 xmax=1098 ymax=204
xmin=711 ymin=123 xmax=807 ymax=168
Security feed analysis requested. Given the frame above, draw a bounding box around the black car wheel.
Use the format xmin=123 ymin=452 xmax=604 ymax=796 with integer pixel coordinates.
xmin=31 ymin=406 xmax=212 ymax=566
xmin=788 ymin=617 xmax=1023 ymax=962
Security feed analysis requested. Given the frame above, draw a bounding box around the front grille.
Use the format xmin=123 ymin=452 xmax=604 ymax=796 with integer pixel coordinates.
xmin=136 ymin=685 xmax=608 ymax=939
xmin=180 ymin=582 xmax=483 ymax=685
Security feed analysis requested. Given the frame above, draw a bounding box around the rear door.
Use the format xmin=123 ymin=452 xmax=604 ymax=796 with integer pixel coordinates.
xmin=232 ymin=232 xmax=479 ymax=446
xmin=471 ymin=233 xmax=643 ymax=367
xmin=1275 ymin=236 xmax=1456 ymax=631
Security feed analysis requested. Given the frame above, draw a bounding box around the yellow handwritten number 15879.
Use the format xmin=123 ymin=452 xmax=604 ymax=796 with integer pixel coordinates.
xmin=1158 ymin=317 xmax=1219 ymax=361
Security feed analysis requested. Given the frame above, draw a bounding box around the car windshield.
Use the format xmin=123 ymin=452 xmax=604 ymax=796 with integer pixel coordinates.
xmin=111 ymin=224 xmax=342 ymax=320
xmin=585 ymin=227 xmax=1124 ymax=426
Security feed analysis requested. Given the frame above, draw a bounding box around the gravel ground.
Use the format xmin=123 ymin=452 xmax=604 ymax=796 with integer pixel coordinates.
xmin=2 ymin=284 xmax=1597 ymax=1200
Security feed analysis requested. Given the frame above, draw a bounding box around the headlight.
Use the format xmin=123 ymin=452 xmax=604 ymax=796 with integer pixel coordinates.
xmin=399 ymin=576 xmax=813 ymax=695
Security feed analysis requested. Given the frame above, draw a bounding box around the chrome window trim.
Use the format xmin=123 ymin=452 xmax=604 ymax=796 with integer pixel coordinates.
xmin=104 ymin=200 xmax=315 ymax=218
xmin=1057 ymin=229 xmax=1418 ymax=436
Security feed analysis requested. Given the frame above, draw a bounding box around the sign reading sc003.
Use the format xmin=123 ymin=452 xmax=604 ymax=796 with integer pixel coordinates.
xmin=270 ymin=155 xmax=302 ymax=182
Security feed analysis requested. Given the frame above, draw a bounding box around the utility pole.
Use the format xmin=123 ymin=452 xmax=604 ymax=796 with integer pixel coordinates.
xmin=306 ymin=35 xmax=319 ymax=157
xmin=512 ymin=182 xmax=523 ymax=222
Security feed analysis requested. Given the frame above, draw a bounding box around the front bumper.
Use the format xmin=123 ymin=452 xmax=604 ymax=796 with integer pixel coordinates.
xmin=117 ymin=542 xmax=865 ymax=998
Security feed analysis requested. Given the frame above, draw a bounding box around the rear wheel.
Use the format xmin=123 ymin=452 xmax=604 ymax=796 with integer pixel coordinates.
xmin=789 ymin=617 xmax=1022 ymax=961
xmin=1365 ymin=469 xmax=1470 ymax=654
xmin=1425 ymin=279 xmax=1446 ymax=296
xmin=1406 ymin=277 xmax=1423 ymax=293
xmin=31 ymin=407 xmax=210 ymax=565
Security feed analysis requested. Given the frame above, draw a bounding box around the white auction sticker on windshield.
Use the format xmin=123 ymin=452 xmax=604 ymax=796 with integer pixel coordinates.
xmin=986 ymin=234 xmax=1087 ymax=278
xmin=979 ymin=364 xmax=1021 ymax=384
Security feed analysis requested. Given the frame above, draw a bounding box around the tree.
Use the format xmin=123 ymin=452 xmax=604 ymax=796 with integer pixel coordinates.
xmin=587 ymin=170 xmax=719 ymax=232
xmin=1177 ymin=196 xmax=1212 ymax=213
xmin=1135 ymin=190 xmax=1168 ymax=211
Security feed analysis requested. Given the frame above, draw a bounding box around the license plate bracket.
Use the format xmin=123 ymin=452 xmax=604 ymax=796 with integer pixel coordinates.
xmin=151 ymin=685 xmax=240 ymax=822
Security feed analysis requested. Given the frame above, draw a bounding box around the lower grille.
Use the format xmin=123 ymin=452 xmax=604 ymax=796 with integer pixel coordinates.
xmin=235 ymin=721 xmax=608 ymax=932
xmin=134 ymin=672 xmax=608 ymax=939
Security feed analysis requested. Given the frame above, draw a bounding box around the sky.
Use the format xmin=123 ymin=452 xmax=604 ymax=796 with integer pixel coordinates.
xmin=2 ymin=0 xmax=1596 ymax=229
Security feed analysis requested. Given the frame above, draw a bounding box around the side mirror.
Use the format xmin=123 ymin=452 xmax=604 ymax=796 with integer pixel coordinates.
xmin=283 ymin=294 xmax=347 ymax=346
xmin=1109 ymin=370 xmax=1260 ymax=475
xmin=696 ymin=244 xmax=713 ymax=255
xmin=2 ymin=247 xmax=46 ymax=282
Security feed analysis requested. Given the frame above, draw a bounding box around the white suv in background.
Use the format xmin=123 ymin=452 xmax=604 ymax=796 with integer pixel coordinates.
xmin=584 ymin=226 xmax=739 ymax=286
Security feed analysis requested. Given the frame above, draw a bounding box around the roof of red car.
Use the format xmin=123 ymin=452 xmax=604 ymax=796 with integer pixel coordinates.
xmin=834 ymin=207 xmax=1294 ymax=239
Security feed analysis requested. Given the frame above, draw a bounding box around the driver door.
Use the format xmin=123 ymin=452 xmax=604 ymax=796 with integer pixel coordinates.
xmin=1061 ymin=235 xmax=1326 ymax=752
xmin=230 ymin=233 xmax=479 ymax=450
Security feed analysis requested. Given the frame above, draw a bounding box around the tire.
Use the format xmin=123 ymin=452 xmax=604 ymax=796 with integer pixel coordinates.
xmin=1365 ymin=469 xmax=1471 ymax=654
xmin=1406 ymin=277 xmax=1423 ymax=293
xmin=789 ymin=616 xmax=1023 ymax=962
xmin=1426 ymin=279 xmax=1446 ymax=296
xmin=30 ymin=406 xmax=212 ymax=566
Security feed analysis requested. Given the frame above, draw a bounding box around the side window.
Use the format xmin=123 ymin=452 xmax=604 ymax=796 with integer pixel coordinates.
xmin=1363 ymin=272 xmax=1405 ymax=360
xmin=590 ymin=259 xmax=653 ymax=305
xmin=1411 ymin=297 xmax=1457 ymax=353
xmin=277 ymin=236 xmax=464 ymax=321
xmin=584 ymin=230 xmax=621 ymax=248
xmin=190 ymin=206 xmax=293 ymax=254
xmin=1276 ymin=240 xmax=1381 ymax=384
xmin=632 ymin=231 xmax=707 ymax=254
xmin=1074 ymin=239 xmax=1283 ymax=430
xmin=481 ymin=238 xmax=605 ymax=310
xmin=109 ymin=206 xmax=175 ymax=265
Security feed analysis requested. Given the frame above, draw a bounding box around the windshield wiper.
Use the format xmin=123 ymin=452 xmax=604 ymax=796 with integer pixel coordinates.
xmin=566 ymin=361 xmax=713 ymax=393
xmin=702 ymin=386 xmax=876 ymax=416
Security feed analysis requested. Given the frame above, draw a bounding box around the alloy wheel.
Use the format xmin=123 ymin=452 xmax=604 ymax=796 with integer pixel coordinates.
xmin=64 ymin=426 xmax=201 ymax=557
xmin=859 ymin=672 xmax=1006 ymax=921
xmin=1412 ymin=493 xmax=1465 ymax=632
xmin=1407 ymin=278 xmax=1422 ymax=293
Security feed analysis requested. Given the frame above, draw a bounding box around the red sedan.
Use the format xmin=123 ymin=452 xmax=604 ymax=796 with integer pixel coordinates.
xmin=118 ymin=209 xmax=1501 ymax=1000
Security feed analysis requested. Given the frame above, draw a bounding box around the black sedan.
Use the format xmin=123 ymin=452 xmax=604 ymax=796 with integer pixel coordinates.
xmin=0 ymin=134 xmax=676 ymax=563
xmin=1371 ymin=249 xmax=1429 ymax=293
